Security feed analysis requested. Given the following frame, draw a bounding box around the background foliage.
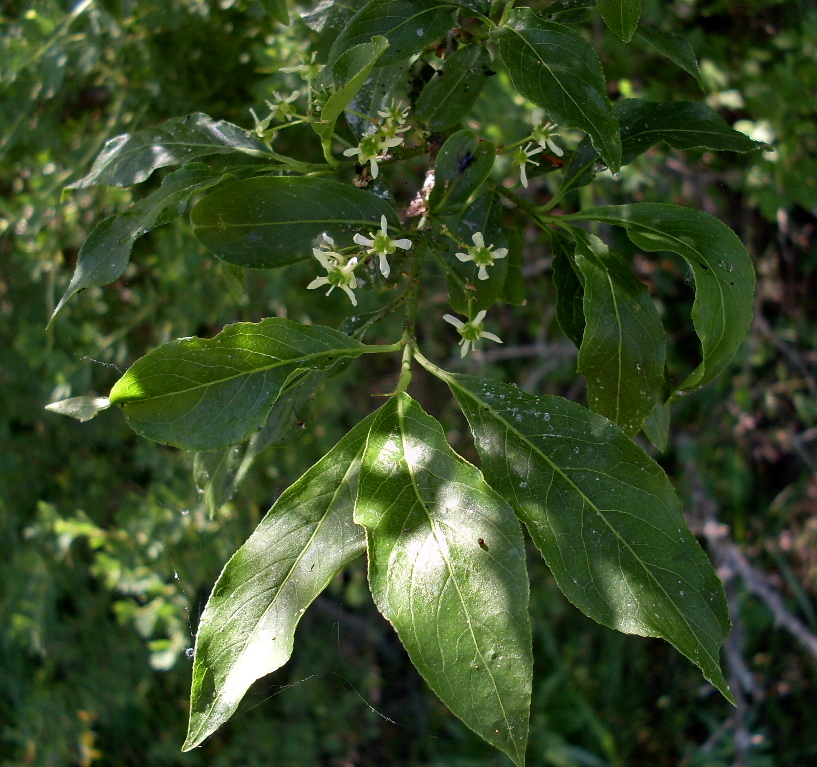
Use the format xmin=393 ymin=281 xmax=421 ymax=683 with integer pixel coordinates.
xmin=2 ymin=0 xmax=816 ymax=765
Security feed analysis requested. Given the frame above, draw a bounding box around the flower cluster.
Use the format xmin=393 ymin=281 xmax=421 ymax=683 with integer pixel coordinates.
xmin=250 ymin=92 xmax=300 ymax=142
xmin=307 ymin=216 xmax=412 ymax=304
xmin=455 ymin=232 xmax=508 ymax=281
xmin=354 ymin=215 xmax=412 ymax=278
xmin=510 ymin=116 xmax=564 ymax=187
xmin=343 ymin=101 xmax=409 ymax=179
xmin=443 ymin=310 xmax=503 ymax=357
xmin=307 ymin=236 xmax=360 ymax=306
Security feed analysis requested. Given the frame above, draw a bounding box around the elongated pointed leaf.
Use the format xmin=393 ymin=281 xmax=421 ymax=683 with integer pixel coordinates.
xmin=552 ymin=235 xmax=585 ymax=348
xmin=45 ymin=395 xmax=110 ymax=423
xmin=575 ymin=233 xmax=665 ymax=434
xmin=182 ymin=414 xmax=372 ymax=751
xmin=416 ymin=44 xmax=490 ymax=131
xmin=569 ymin=204 xmax=755 ymax=397
xmin=429 ymin=129 xmax=496 ymax=216
xmin=346 ymin=61 xmax=410 ymax=139
xmin=493 ymin=7 xmax=621 ymax=173
xmin=191 ymin=176 xmax=398 ymax=269
xmin=635 ymin=26 xmax=704 ymax=91
xmin=109 ymin=319 xmax=374 ymax=450
xmin=596 ymin=0 xmax=640 ymax=42
xmin=259 ymin=0 xmax=289 ymax=24
xmin=314 ymin=36 xmax=390 ymax=140
xmin=328 ymin=0 xmax=458 ymax=68
xmin=194 ymin=374 xmax=320 ymax=516
xmin=436 ymin=371 xmax=733 ymax=702
xmin=617 ymin=99 xmax=764 ymax=165
xmin=68 ymin=113 xmax=269 ymax=189
xmin=355 ymin=394 xmax=532 ymax=766
xmin=52 ymin=164 xmax=225 ymax=322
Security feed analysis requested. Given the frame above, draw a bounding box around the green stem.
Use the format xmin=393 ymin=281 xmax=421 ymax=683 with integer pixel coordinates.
xmin=394 ymin=239 xmax=428 ymax=393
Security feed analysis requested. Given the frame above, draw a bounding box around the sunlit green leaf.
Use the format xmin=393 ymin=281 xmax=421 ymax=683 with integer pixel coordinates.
xmin=355 ymin=393 xmax=532 ymax=766
xmin=109 ymin=319 xmax=380 ymax=450
xmin=45 ymin=395 xmax=110 ymax=423
xmin=493 ymin=7 xmax=621 ymax=173
xmin=182 ymin=412 xmax=373 ymax=751
xmin=596 ymin=0 xmax=640 ymax=42
xmin=568 ymin=204 xmax=755 ymax=397
xmin=329 ymin=0 xmax=458 ymax=68
xmin=52 ymin=164 xmax=224 ymax=322
xmin=68 ymin=113 xmax=269 ymax=189
xmin=416 ymin=44 xmax=490 ymax=131
xmin=191 ymin=176 xmax=398 ymax=269
xmin=574 ymin=233 xmax=665 ymax=434
xmin=435 ymin=371 xmax=733 ymax=702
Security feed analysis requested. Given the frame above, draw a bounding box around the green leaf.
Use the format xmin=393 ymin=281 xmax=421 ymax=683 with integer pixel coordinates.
xmin=596 ymin=0 xmax=640 ymax=42
xmin=191 ymin=176 xmax=398 ymax=269
xmin=182 ymin=413 xmax=372 ymax=751
xmin=569 ymin=204 xmax=755 ymax=397
xmin=574 ymin=233 xmax=665 ymax=435
xmin=429 ymin=129 xmax=496 ymax=216
xmin=52 ymin=164 xmax=225 ymax=322
xmin=493 ymin=7 xmax=621 ymax=174
xmin=108 ymin=319 xmax=377 ymax=451
xmin=551 ymin=234 xmax=585 ymax=347
xmin=328 ymin=0 xmax=458 ymax=68
xmin=635 ymin=26 xmax=704 ymax=91
xmin=345 ymin=61 xmax=410 ymax=139
xmin=259 ymin=0 xmax=289 ymax=24
xmin=416 ymin=44 xmax=490 ymax=131
xmin=444 ymin=191 xmax=509 ymax=315
xmin=552 ymin=98 xmax=764 ymax=204
xmin=435 ymin=370 xmax=733 ymax=702
xmin=617 ymin=99 xmax=765 ymax=165
xmin=68 ymin=113 xmax=269 ymax=189
xmin=45 ymin=395 xmax=110 ymax=423
xmin=193 ymin=374 xmax=319 ymax=517
xmin=642 ymin=398 xmax=670 ymax=452
xmin=355 ymin=393 xmax=532 ymax=766
xmin=314 ymin=36 xmax=390 ymax=140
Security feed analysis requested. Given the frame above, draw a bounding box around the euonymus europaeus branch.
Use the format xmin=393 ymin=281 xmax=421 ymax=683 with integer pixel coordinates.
xmin=49 ymin=1 xmax=766 ymax=763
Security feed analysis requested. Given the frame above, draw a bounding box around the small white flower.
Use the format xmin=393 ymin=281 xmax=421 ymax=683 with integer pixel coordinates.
xmin=377 ymin=102 xmax=410 ymax=139
xmin=343 ymin=131 xmax=404 ymax=178
xmin=353 ymin=215 xmax=412 ymax=278
xmin=455 ymin=231 xmax=509 ymax=281
xmin=511 ymin=142 xmax=544 ymax=188
xmin=442 ymin=310 xmax=503 ymax=357
xmin=307 ymin=237 xmax=359 ymax=305
xmin=530 ymin=118 xmax=564 ymax=157
xmin=250 ymin=92 xmax=301 ymax=138
xmin=280 ymin=53 xmax=321 ymax=82
xmin=377 ymin=102 xmax=409 ymax=126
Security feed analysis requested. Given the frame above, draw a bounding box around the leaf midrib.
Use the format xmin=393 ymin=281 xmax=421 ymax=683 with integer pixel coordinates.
xmin=447 ymin=376 xmax=722 ymax=674
xmin=112 ymin=344 xmax=368 ymax=404
xmin=396 ymin=396 xmax=522 ymax=763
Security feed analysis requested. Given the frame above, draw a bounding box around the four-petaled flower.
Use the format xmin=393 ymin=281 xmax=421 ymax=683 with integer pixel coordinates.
xmin=250 ymin=92 xmax=301 ymax=139
xmin=353 ymin=215 xmax=412 ymax=278
xmin=443 ymin=310 xmax=503 ymax=357
xmin=377 ymin=102 xmax=410 ymax=139
xmin=307 ymin=237 xmax=359 ymax=305
xmin=530 ymin=118 xmax=564 ymax=156
xmin=455 ymin=232 xmax=508 ymax=281
xmin=510 ymin=142 xmax=544 ymax=188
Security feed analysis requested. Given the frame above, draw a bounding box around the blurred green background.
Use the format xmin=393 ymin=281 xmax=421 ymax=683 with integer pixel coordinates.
xmin=2 ymin=1 xmax=816 ymax=765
